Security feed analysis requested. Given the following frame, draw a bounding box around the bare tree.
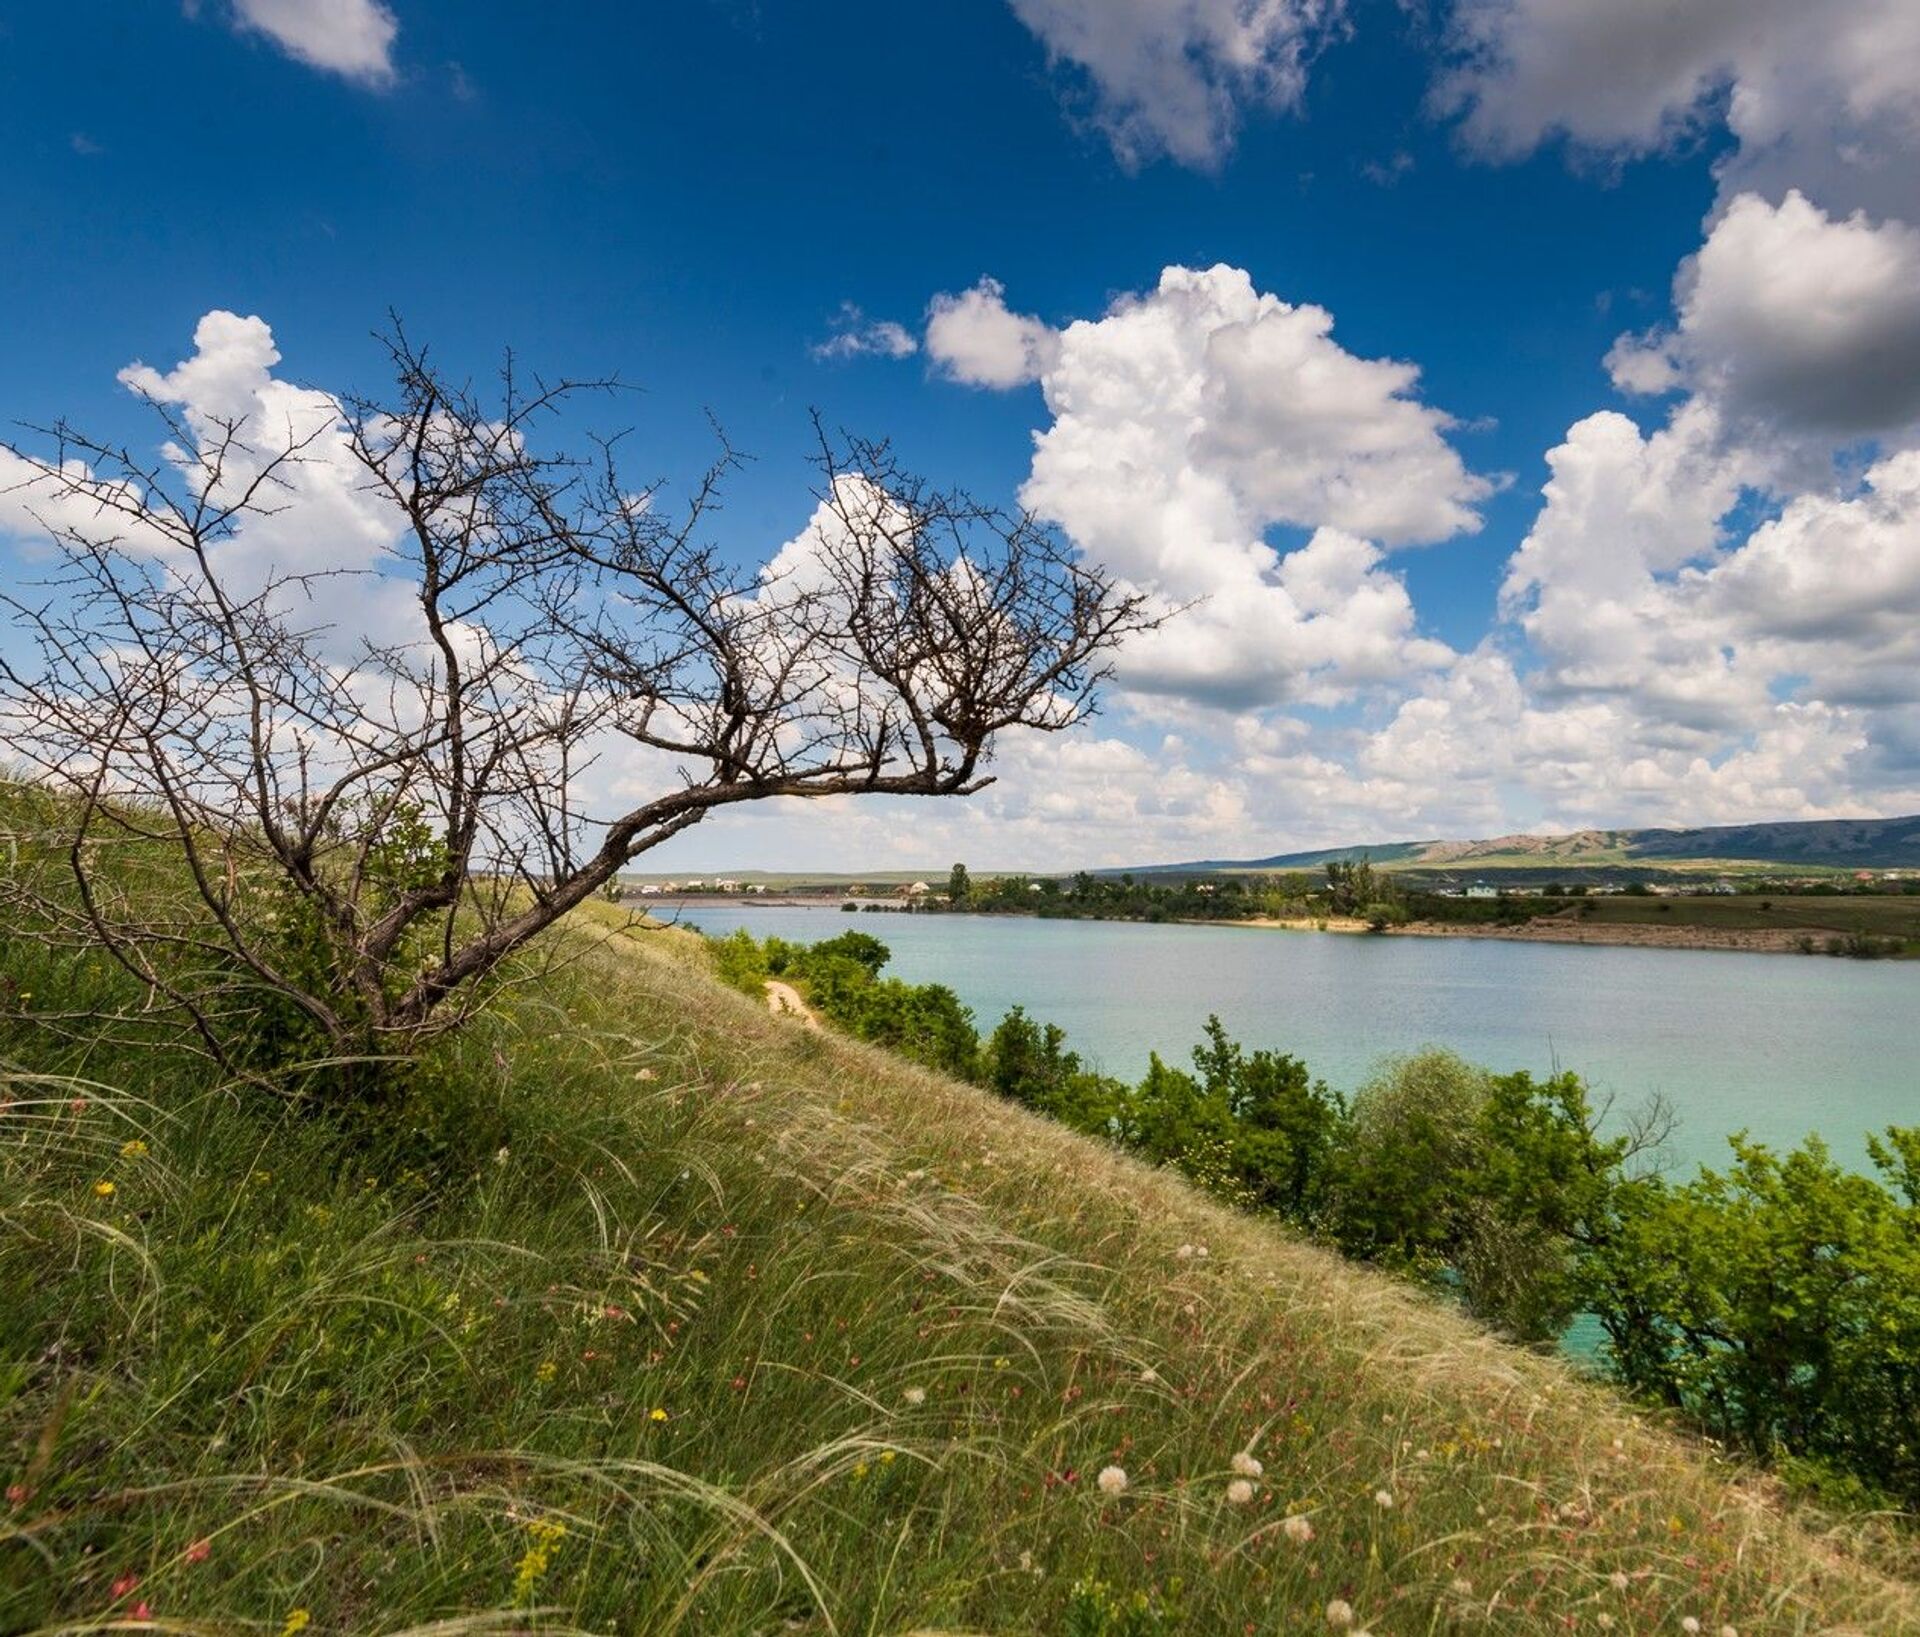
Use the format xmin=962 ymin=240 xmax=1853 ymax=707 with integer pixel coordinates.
xmin=0 ymin=332 xmax=1152 ymax=1083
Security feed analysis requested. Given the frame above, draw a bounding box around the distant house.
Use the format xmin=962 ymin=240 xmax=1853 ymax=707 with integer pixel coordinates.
xmin=1464 ymin=883 xmax=1498 ymax=900
xmin=902 ymin=881 xmax=931 ymax=898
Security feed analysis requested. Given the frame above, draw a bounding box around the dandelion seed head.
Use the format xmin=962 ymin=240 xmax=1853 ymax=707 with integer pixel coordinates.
xmin=1372 ymin=1488 xmax=1394 ymax=1509
xmin=1283 ymin=1514 xmax=1315 ymax=1543
xmin=1227 ymin=1478 xmax=1254 ymax=1504
xmin=1096 ymin=1464 xmax=1129 ymax=1496
xmin=1325 ymin=1598 xmax=1354 ymax=1628
xmin=1231 ymin=1451 xmax=1263 ymax=1478
xmin=902 ymin=1387 xmax=926 ymax=1406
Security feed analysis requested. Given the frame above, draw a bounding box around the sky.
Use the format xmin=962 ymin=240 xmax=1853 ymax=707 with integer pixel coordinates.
xmin=3 ymin=0 xmax=1919 ymax=870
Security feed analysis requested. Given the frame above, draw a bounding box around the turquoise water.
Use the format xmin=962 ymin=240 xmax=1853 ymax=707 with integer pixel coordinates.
xmin=676 ymin=904 xmax=1919 ymax=1177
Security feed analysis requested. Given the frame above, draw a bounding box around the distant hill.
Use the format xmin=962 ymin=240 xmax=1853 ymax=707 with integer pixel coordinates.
xmin=1136 ymin=814 xmax=1920 ymax=874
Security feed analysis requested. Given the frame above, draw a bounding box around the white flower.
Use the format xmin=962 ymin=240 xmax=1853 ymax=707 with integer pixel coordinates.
xmin=1450 ymin=1578 xmax=1473 ymax=1597
xmin=1231 ymin=1451 xmax=1263 ymax=1478
xmin=1096 ymin=1465 xmax=1128 ymax=1496
xmin=1194 ymin=1244 xmax=1210 ymax=1259
xmin=1597 ymin=1617 xmax=1614 ymax=1631
xmin=1609 ymin=1572 xmax=1631 ymax=1592
xmin=1139 ymin=1367 xmax=1160 ymax=1384
xmin=1227 ymin=1479 xmax=1254 ymax=1505
xmin=1681 ymin=1621 xmax=1701 ymax=1635
xmin=1719 ymin=1627 xmax=1739 ymax=1637
xmin=901 ymin=1387 xmax=926 ymax=1407
xmin=1372 ymin=1488 xmax=1394 ymax=1509
xmin=1325 ymin=1600 xmax=1354 ymax=1629
xmin=1283 ymin=1513 xmax=1315 ymax=1543
xmin=1175 ymin=1244 xmax=1195 ymax=1260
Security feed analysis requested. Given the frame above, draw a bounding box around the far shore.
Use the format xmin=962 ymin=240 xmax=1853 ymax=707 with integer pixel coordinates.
xmin=1220 ymin=914 xmax=1818 ymax=954
xmin=641 ymin=893 xmax=1882 ymax=955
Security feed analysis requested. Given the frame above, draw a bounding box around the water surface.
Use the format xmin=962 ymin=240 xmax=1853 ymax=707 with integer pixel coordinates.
xmin=676 ymin=905 xmax=1918 ymax=1175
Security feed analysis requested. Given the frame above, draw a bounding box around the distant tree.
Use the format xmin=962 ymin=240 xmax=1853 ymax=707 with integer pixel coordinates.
xmin=0 ymin=332 xmax=1152 ymax=1082
xmin=947 ymin=862 xmax=971 ymax=904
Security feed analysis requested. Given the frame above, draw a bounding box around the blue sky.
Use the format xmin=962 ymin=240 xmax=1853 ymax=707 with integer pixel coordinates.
xmin=4 ymin=1 xmax=1919 ymax=868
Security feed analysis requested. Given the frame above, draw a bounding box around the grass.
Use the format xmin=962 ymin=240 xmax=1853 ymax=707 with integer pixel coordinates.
xmin=3 ymin=902 xmax=1918 ymax=1633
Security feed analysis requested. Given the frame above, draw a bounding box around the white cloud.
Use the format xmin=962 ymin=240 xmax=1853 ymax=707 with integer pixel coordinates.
xmin=1437 ymin=0 xmax=1920 ymax=217
xmin=1608 ymin=191 xmax=1920 ymax=444
xmin=811 ymin=304 xmax=919 ymax=363
xmin=228 ymin=0 xmax=399 ymax=86
xmin=1006 ymin=0 xmax=1345 ymax=169
xmin=925 ymin=279 xmax=1061 ymax=388
xmin=936 ymin=265 xmax=1486 ymax=710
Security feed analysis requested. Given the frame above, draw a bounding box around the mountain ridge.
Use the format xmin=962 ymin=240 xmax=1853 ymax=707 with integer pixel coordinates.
xmin=1133 ymin=813 xmax=1920 ymax=873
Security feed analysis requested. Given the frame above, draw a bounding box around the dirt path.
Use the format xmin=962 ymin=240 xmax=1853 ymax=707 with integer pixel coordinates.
xmin=764 ymin=979 xmax=822 ymax=1029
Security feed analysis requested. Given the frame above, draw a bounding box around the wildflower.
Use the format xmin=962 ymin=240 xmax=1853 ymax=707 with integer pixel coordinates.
xmin=1372 ymin=1488 xmax=1394 ymax=1509
xmin=1231 ymin=1451 xmax=1263 ymax=1478
xmin=281 ymin=1612 xmax=312 ymax=1637
xmin=1720 ymin=1628 xmax=1739 ymax=1637
xmin=1139 ymin=1367 xmax=1160 ymax=1384
xmin=1175 ymin=1243 xmax=1195 ymax=1260
xmin=1194 ymin=1244 xmax=1210 ymax=1259
xmin=1226 ymin=1479 xmax=1254 ymax=1505
xmin=1096 ymin=1465 xmax=1129 ymax=1496
xmin=649 ymin=1407 xmax=669 ymax=1423
xmin=1609 ymin=1572 xmax=1631 ymax=1592
xmin=92 ymin=1180 xmax=116 ymax=1198
xmin=1450 ymin=1578 xmax=1473 ymax=1597
xmin=111 ymin=1573 xmax=141 ymax=1598
xmin=184 ymin=1537 xmax=211 ymax=1564
xmin=1597 ymin=1619 xmax=1614 ymax=1632
xmin=511 ymin=1518 xmax=567 ymax=1602
xmin=902 ymin=1387 xmax=926 ymax=1406
xmin=534 ymin=1360 xmax=558 ymax=1384
xmin=1681 ymin=1621 xmax=1701 ymax=1635
xmin=1326 ymin=1599 xmax=1355 ymax=1628
xmin=133 ymin=1605 xmax=152 ymax=1621
xmin=495 ymin=1146 xmax=511 ymax=1164
xmin=120 ymin=1139 xmax=148 ymax=1159
xmin=636 ymin=1067 xmax=657 ymax=1080
xmin=1283 ymin=1514 xmax=1314 ymax=1544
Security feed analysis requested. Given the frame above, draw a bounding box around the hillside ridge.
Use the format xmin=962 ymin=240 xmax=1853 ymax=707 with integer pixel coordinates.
xmin=1135 ymin=812 xmax=1920 ymax=874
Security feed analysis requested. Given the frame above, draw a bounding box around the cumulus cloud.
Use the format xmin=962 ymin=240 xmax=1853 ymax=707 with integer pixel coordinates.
xmin=1607 ymin=191 xmax=1920 ymax=444
xmin=1006 ymin=0 xmax=1345 ymax=169
xmin=929 ymin=265 xmax=1488 ymax=709
xmin=925 ymin=279 xmax=1060 ymax=388
xmin=810 ymin=303 xmax=919 ymax=363
xmin=227 ymin=0 xmax=399 ymax=85
xmin=1437 ymin=0 xmax=1920 ymax=216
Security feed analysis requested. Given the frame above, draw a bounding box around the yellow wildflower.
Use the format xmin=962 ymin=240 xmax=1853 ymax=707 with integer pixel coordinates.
xmin=280 ymin=1611 xmax=311 ymax=1637
xmin=649 ymin=1407 xmax=669 ymax=1423
xmin=534 ymin=1360 xmax=558 ymax=1384
xmin=120 ymin=1139 xmax=148 ymax=1159
xmin=92 ymin=1180 xmax=115 ymax=1199
xmin=511 ymin=1518 xmax=568 ymax=1602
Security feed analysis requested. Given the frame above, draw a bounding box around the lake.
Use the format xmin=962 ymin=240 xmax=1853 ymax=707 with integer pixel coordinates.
xmin=674 ymin=904 xmax=1919 ymax=1177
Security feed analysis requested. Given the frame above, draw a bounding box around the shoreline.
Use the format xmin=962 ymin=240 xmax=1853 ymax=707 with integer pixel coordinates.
xmin=645 ymin=895 xmax=1897 ymax=956
xmin=1222 ymin=914 xmax=1821 ymax=954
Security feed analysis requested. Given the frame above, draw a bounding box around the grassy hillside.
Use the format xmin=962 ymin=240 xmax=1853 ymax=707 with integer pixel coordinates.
xmin=4 ymin=906 xmax=1917 ymax=1633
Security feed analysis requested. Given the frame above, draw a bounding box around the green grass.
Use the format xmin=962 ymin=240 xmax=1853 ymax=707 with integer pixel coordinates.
xmin=3 ymin=903 xmax=1918 ymax=1633
xmin=1541 ymin=894 xmax=1920 ymax=943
